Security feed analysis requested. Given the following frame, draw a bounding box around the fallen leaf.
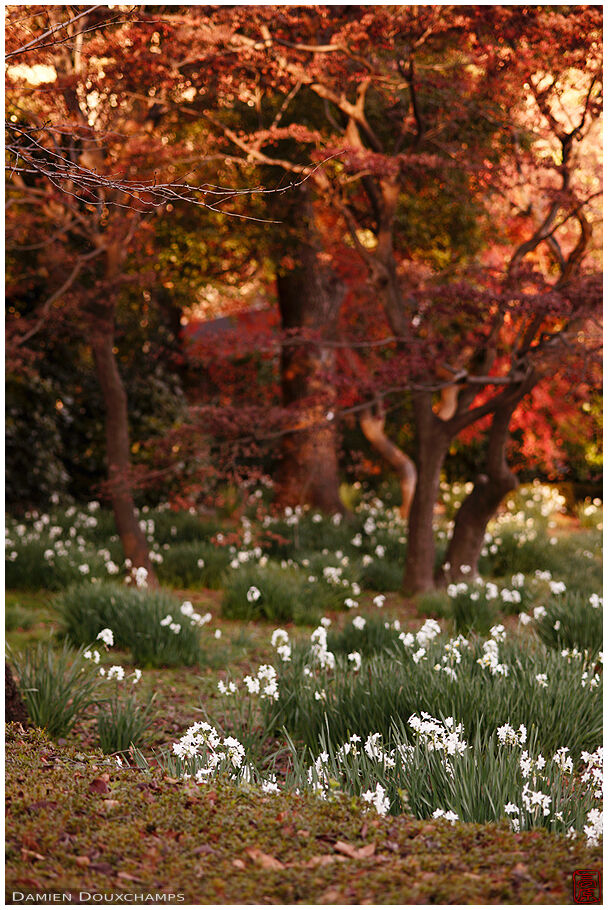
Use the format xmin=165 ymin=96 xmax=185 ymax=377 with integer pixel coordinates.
xmin=193 ymin=844 xmax=216 ymax=856
xmin=88 ymin=777 xmax=110 ymax=795
xmin=26 ymin=800 xmax=57 ymax=812
xmin=334 ymin=840 xmax=376 ymax=860
xmin=89 ymin=862 xmax=114 ymax=875
xmin=101 ymin=799 xmax=119 ymax=810
xmin=512 ymin=862 xmax=530 ymax=879
xmin=232 ymin=859 xmax=246 ymax=869
xmin=357 ymin=842 xmax=377 ymax=858
xmin=245 ymin=847 xmax=285 ymax=870
xmin=74 ymin=856 xmax=90 ymax=867
xmin=319 ymin=888 xmax=344 ymax=904
xmin=20 ymin=848 xmax=46 ymax=862
xmin=117 ymin=872 xmax=143 ymax=883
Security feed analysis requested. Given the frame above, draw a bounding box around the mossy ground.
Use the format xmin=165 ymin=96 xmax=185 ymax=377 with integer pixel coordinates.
xmin=5 ymin=516 xmax=603 ymax=907
xmin=6 ymin=725 xmax=602 ymax=905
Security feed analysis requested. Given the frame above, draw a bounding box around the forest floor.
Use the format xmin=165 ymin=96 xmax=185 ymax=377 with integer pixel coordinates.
xmin=6 ymin=723 xmax=602 ymax=905
xmin=5 ymin=491 xmax=603 ymax=905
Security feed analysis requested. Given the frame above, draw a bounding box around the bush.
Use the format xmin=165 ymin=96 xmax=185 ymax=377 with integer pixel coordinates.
xmin=8 ymin=641 xmax=100 ymax=738
xmin=96 ymin=691 xmax=156 ymax=755
xmin=448 ymin=583 xmax=499 ymax=636
xmin=326 ymin=615 xmax=403 ymax=658
xmin=57 ymin=582 xmax=202 ymax=667
xmin=356 ymin=557 xmax=403 ymax=592
xmin=534 ymin=592 xmax=603 ymax=657
xmin=221 ymin=563 xmax=318 ymax=625
xmin=156 ymin=541 xmax=231 ymax=589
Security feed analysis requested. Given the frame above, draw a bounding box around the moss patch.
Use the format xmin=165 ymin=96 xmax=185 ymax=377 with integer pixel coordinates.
xmin=6 ymin=726 xmax=602 ymax=905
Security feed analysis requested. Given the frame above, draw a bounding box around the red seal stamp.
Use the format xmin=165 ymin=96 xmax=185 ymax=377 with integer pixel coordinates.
xmin=573 ymin=870 xmax=602 ymax=904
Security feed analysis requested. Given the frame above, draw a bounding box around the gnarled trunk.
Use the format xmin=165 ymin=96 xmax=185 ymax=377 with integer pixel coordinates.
xmin=403 ymin=392 xmax=450 ymax=594
xmin=439 ymin=390 xmax=529 ymax=584
xmin=274 ymin=192 xmax=345 ymax=514
xmin=90 ymin=300 xmax=156 ymax=581
xmin=359 ymin=402 xmax=416 ymax=519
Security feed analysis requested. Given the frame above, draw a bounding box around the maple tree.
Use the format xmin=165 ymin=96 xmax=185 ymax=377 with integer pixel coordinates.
xmin=156 ymin=5 xmax=601 ymax=589
xmin=6 ymin=6 xmax=602 ymax=593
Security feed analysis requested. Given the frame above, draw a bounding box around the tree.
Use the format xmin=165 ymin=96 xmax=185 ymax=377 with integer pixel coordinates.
xmin=168 ymin=5 xmax=601 ymax=590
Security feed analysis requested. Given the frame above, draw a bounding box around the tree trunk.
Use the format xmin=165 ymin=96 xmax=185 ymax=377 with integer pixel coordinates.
xmin=6 ymin=664 xmax=29 ymax=726
xmin=403 ymin=393 xmax=450 ymax=594
xmin=359 ymin=402 xmax=417 ymax=518
xmin=274 ymin=192 xmax=345 ymax=514
xmin=90 ymin=300 xmax=156 ymax=581
xmin=439 ymin=396 xmax=524 ymax=584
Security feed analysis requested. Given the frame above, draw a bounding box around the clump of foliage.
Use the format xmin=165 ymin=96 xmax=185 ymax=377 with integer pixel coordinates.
xmin=57 ymin=582 xmax=202 ymax=667
xmin=533 ymin=592 xmax=603 ymax=657
xmin=156 ymin=540 xmax=231 ymax=589
xmin=221 ymin=562 xmax=318 ymax=625
xmin=96 ymin=690 xmax=156 ymax=756
xmin=7 ymin=641 xmax=100 ymax=738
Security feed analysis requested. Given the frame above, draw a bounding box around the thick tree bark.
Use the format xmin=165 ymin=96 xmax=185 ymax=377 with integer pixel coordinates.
xmin=403 ymin=392 xmax=450 ymax=594
xmin=359 ymin=402 xmax=417 ymax=519
xmin=439 ymin=378 xmax=536 ymax=584
xmin=90 ymin=294 xmax=155 ymax=581
xmin=6 ymin=664 xmax=29 ymax=726
xmin=274 ymin=192 xmax=345 ymax=514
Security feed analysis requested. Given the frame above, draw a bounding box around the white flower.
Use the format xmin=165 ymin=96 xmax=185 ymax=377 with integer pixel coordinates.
xmin=132 ymin=669 xmax=142 ymax=684
xmin=246 ymin=586 xmax=261 ymax=603
xmin=490 ymin=624 xmax=506 ymax=642
xmin=362 ymin=783 xmax=390 ymax=816
xmin=169 ymin=622 xmax=181 ymax=634
xmin=348 ymin=651 xmax=362 ymax=672
xmin=160 ymin=614 xmax=173 ymax=627
xmin=504 ymin=803 xmax=519 ymax=816
xmin=96 ymin=628 xmax=114 ymax=648
xmin=83 ymin=649 xmax=100 ymax=664
xmin=416 ymin=618 xmax=441 ymax=647
xmin=533 ymin=606 xmax=547 ymax=621
xmin=134 ymin=566 xmax=148 ymax=588
xmin=399 ymin=632 xmax=415 ymax=648
xmin=584 ymin=808 xmax=603 ymax=846
xmin=107 ymin=665 xmax=125 ymax=681
xmin=412 ymin=648 xmax=426 ymax=664
xmin=197 ymin=558 xmax=205 ymax=569
xmin=549 ymin=580 xmax=566 ymax=595
xmin=352 ymin=616 xmax=366 ymax=630
xmin=218 ymin=680 xmax=237 ymax=695
xmin=518 ymin=612 xmax=531 ymax=625
xmin=373 ymin=595 xmax=385 ymax=608
xmin=535 ymin=673 xmax=548 ymax=687
xmin=552 ymin=747 xmax=573 ymax=774
xmin=432 ymin=808 xmax=459 ymax=824
xmin=214 ymin=629 xmax=222 ymax=639
xmin=271 ymin=629 xmax=289 ymax=649
xmin=344 ymin=597 xmax=359 ymax=609
xmin=180 ymin=601 xmax=194 ymax=617
xmin=78 ymin=564 xmax=90 ymax=575
xmin=374 ymin=545 xmax=385 ymax=558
